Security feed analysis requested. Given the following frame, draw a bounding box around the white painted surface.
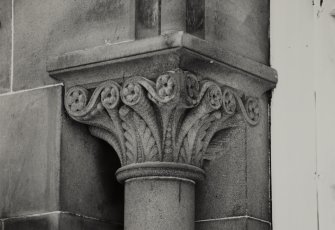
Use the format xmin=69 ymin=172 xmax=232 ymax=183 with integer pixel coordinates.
xmin=271 ymin=0 xmax=318 ymax=229
xmin=271 ymin=0 xmax=335 ymax=229
xmin=314 ymin=1 xmax=335 ymax=229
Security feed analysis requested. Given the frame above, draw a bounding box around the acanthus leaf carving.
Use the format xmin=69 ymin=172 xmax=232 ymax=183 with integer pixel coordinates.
xmin=64 ymin=69 xmax=262 ymax=168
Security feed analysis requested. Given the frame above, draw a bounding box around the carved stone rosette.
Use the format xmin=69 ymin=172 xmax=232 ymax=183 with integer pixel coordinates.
xmin=64 ymin=69 xmax=260 ymax=171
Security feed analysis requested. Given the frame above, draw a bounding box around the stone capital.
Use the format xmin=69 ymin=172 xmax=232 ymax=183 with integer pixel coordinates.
xmin=64 ymin=68 xmax=261 ymax=182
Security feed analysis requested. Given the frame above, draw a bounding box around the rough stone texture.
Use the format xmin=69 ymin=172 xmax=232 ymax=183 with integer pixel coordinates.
xmin=2 ymin=212 xmax=123 ymax=230
xmin=195 ymin=218 xmax=270 ymax=230
xmin=0 ymin=0 xmax=12 ymax=92
xmin=125 ymin=178 xmax=195 ymax=230
xmin=205 ymin=0 xmax=270 ymax=64
xmin=13 ymin=0 xmax=135 ymax=90
xmin=196 ymin=218 xmax=246 ymax=230
xmin=195 ymin=95 xmax=271 ymax=221
xmin=247 ymin=218 xmax=271 ymax=230
xmin=196 ymin=127 xmax=247 ymax=219
xmin=246 ymin=94 xmax=271 ymax=221
xmin=58 ymin=212 xmax=123 ymax=230
xmin=60 ymin=116 xmax=124 ymax=222
xmin=0 ymin=86 xmax=62 ymax=218
xmin=3 ymin=213 xmax=59 ymax=230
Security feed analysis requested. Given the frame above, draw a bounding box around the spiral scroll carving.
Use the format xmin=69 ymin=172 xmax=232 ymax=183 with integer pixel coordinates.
xmin=64 ymin=69 xmax=262 ymax=167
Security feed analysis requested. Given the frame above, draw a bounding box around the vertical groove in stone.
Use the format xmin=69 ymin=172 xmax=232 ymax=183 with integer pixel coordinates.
xmin=135 ymin=0 xmax=161 ymax=39
xmin=186 ymin=0 xmax=205 ymax=39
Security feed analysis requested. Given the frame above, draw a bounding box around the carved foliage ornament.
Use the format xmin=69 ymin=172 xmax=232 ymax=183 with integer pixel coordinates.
xmin=65 ymin=69 xmax=260 ymax=168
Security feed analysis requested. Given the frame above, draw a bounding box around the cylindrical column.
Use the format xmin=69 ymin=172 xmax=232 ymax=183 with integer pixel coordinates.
xmin=116 ymin=162 xmax=205 ymax=230
xmin=125 ymin=176 xmax=194 ymax=230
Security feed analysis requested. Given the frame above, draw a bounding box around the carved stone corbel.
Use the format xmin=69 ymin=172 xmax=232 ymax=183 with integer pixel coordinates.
xmin=64 ymin=68 xmax=261 ymax=230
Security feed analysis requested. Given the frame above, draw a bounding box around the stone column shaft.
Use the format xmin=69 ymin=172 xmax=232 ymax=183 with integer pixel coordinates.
xmin=116 ymin=162 xmax=202 ymax=230
xmin=125 ymin=177 xmax=194 ymax=230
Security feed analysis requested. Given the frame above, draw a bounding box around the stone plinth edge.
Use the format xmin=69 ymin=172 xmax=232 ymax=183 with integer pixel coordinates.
xmin=115 ymin=162 xmax=206 ymax=183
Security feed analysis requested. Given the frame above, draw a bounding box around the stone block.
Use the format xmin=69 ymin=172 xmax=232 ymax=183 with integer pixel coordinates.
xmin=195 ymin=218 xmax=270 ymax=230
xmin=247 ymin=218 xmax=271 ymax=230
xmin=0 ymin=86 xmax=62 ymax=217
xmin=59 ymin=212 xmax=123 ymax=230
xmin=246 ymin=95 xmax=271 ymax=221
xmin=196 ymin=127 xmax=247 ymax=220
xmin=0 ymin=0 xmax=12 ymax=92
xmin=2 ymin=212 xmax=123 ymax=230
xmin=205 ymin=0 xmax=270 ymax=64
xmin=3 ymin=213 xmax=59 ymax=230
xmin=195 ymin=96 xmax=271 ymax=222
xmin=124 ymin=177 xmax=195 ymax=230
xmin=59 ymin=115 xmax=124 ymax=222
xmin=13 ymin=0 xmax=135 ymax=90
xmin=196 ymin=218 xmax=246 ymax=230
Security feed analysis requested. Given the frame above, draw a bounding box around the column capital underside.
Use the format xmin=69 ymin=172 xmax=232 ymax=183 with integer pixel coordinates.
xmin=64 ymin=69 xmax=261 ymax=181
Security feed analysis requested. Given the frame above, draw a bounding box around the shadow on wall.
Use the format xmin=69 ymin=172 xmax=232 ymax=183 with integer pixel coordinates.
xmin=60 ymin=113 xmax=124 ymax=223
